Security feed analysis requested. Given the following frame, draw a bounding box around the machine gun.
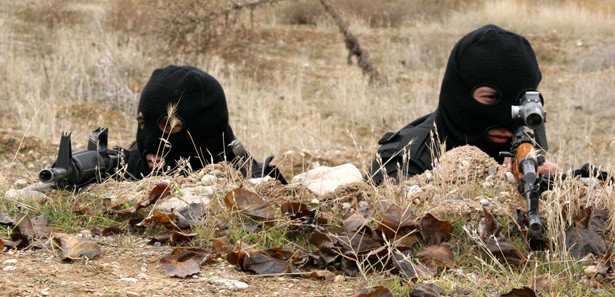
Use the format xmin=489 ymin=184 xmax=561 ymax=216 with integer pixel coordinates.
xmin=39 ymin=127 xmax=121 ymax=189
xmin=500 ymin=91 xmax=549 ymax=236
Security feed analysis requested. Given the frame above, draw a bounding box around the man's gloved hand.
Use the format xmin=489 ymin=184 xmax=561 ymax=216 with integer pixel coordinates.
xmin=251 ymin=155 xmax=287 ymax=184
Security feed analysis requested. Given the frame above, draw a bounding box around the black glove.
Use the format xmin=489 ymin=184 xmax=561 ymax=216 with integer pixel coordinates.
xmin=572 ymin=163 xmax=613 ymax=183
xmin=251 ymin=155 xmax=287 ymax=184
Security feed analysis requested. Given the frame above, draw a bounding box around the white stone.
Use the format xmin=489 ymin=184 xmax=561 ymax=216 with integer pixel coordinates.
xmin=404 ymin=185 xmax=422 ymax=197
xmin=201 ymin=174 xmax=218 ymax=186
xmin=248 ymin=176 xmax=273 ymax=185
xmin=5 ymin=189 xmax=49 ymax=202
xmin=291 ymin=163 xmax=363 ymax=196
xmin=3 ymin=259 xmax=17 ymax=265
xmin=209 ymin=278 xmax=249 ymax=289
xmin=120 ymin=277 xmax=138 ymax=283
xmin=2 ymin=266 xmax=17 ymax=272
xmin=156 ymin=186 xmax=213 ymax=212
xmin=505 ymin=172 xmax=516 ymax=183
xmin=13 ymin=179 xmax=28 ymax=189
xmin=480 ymin=198 xmax=490 ymax=206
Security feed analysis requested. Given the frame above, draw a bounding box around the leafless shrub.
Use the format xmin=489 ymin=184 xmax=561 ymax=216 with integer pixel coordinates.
xmin=279 ymin=0 xmax=479 ymax=28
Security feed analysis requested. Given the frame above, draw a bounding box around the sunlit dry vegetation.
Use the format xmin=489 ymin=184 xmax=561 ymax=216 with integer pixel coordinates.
xmin=0 ymin=0 xmax=614 ymax=296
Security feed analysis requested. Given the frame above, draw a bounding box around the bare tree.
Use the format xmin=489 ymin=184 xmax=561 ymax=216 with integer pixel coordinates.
xmin=318 ymin=0 xmax=388 ymax=86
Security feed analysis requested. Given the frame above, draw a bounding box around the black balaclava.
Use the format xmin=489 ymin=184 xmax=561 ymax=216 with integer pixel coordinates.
xmin=434 ymin=24 xmax=542 ymax=162
xmin=135 ymin=65 xmax=235 ymax=175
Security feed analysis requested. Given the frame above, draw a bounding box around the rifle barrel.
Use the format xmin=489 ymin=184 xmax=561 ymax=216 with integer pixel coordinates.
xmin=39 ymin=168 xmax=68 ymax=183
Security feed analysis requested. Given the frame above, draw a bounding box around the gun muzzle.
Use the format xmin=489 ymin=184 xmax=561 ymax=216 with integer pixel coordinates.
xmin=528 ymin=212 xmax=542 ymax=232
xmin=39 ymin=168 xmax=68 ymax=183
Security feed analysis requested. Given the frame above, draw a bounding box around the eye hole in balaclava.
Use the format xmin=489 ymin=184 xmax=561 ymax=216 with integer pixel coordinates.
xmin=472 ymin=85 xmax=503 ymax=106
xmin=137 ymin=112 xmax=145 ymax=130
xmin=157 ymin=115 xmax=184 ymax=134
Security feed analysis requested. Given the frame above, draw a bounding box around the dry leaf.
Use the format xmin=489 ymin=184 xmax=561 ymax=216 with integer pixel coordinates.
xmin=343 ymin=210 xmax=367 ymax=233
xmin=499 ymin=286 xmax=537 ymax=297
xmin=0 ymin=213 xmax=16 ymax=226
xmin=392 ymin=251 xmax=436 ymax=281
xmin=159 ymin=248 xmax=209 ymax=278
xmin=309 ymin=230 xmax=340 ymax=265
xmin=304 ymin=270 xmax=336 ymax=280
xmin=335 ymin=231 xmax=382 ymax=257
xmin=375 ymin=202 xmax=418 ymax=240
xmin=280 ymin=202 xmax=315 ymax=221
xmin=478 ymin=207 xmax=502 ymax=241
xmin=410 ymin=282 xmax=443 ymax=297
xmin=486 ymin=238 xmax=526 ymax=266
xmin=224 ymin=187 xmax=275 ymax=221
xmin=420 ymin=213 xmax=452 ymax=245
xmin=52 ymin=233 xmax=101 ymax=260
xmin=15 ymin=212 xmax=51 ymax=240
xmin=355 ymin=285 xmax=394 ymax=297
xmin=243 ymin=249 xmax=291 ymax=274
xmin=210 ymin=236 xmax=233 ymax=256
xmin=417 ymin=244 xmax=455 ymax=268
xmin=169 ymin=231 xmax=197 ymax=245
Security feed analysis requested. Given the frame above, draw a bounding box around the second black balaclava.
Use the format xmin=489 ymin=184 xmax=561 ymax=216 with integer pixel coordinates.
xmin=435 ymin=24 xmax=542 ymax=162
xmin=135 ymin=65 xmax=235 ymax=175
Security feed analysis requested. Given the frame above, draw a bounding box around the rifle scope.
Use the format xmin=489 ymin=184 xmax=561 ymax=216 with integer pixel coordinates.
xmin=511 ymin=91 xmax=545 ymax=130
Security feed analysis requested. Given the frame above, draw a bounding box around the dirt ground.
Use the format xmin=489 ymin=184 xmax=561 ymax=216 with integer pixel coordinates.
xmin=1 ymin=237 xmax=361 ymax=297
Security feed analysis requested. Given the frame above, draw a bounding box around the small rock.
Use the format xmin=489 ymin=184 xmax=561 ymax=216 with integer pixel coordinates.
xmin=248 ymin=176 xmax=273 ymax=185
xmin=201 ymin=174 xmax=218 ymax=186
xmin=310 ymin=199 xmax=319 ymax=204
xmin=405 ymin=185 xmax=422 ymax=197
xmin=13 ymin=179 xmax=28 ymax=189
xmin=2 ymin=266 xmax=17 ymax=272
xmin=584 ymin=265 xmax=598 ymax=278
xmin=209 ymin=278 xmax=249 ymax=289
xmin=488 ymin=166 xmax=498 ymax=177
xmin=5 ymin=189 xmax=49 ymax=202
xmin=505 ymin=172 xmax=516 ymax=183
xmin=480 ymin=198 xmax=490 ymax=206
xmin=3 ymin=259 xmax=17 ymax=265
xmin=291 ymin=163 xmax=363 ymax=196
xmin=211 ymin=170 xmax=224 ymax=177
xmin=333 ymin=275 xmax=345 ymax=283
xmin=120 ymin=277 xmax=138 ymax=283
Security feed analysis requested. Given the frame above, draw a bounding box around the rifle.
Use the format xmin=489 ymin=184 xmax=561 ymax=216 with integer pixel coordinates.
xmin=500 ymin=91 xmax=549 ymax=235
xmin=39 ymin=127 xmax=121 ymax=189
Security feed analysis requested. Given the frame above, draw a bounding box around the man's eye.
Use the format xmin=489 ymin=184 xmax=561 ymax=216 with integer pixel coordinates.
xmin=137 ymin=113 xmax=145 ymax=129
xmin=472 ymin=86 xmax=501 ymax=105
xmin=158 ymin=116 xmax=184 ymax=134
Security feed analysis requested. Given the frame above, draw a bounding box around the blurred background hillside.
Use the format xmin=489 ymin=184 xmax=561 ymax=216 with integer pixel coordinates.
xmin=1 ymin=0 xmax=614 ymax=180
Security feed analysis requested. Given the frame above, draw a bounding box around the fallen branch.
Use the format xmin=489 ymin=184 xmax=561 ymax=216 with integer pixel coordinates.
xmin=318 ymin=0 xmax=388 ymax=86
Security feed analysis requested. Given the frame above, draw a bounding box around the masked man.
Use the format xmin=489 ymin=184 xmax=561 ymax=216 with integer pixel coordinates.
xmin=368 ymin=25 xmax=557 ymax=184
xmin=124 ymin=65 xmax=285 ymax=183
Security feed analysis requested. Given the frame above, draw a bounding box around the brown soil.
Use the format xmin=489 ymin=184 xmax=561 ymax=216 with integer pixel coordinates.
xmin=0 ymin=238 xmax=360 ymax=297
